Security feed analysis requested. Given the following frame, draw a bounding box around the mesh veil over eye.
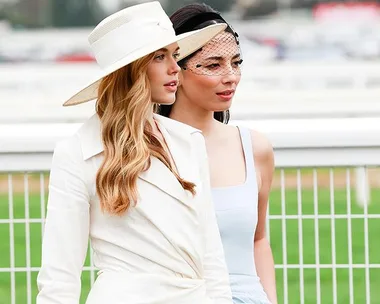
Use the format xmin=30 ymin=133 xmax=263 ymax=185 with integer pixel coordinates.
xmin=182 ymin=31 xmax=243 ymax=76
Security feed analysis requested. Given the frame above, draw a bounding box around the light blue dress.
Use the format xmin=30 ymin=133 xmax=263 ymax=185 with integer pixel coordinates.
xmin=212 ymin=126 xmax=271 ymax=304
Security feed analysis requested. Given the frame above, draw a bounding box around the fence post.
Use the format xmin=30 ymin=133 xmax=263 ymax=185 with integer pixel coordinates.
xmin=355 ymin=166 xmax=370 ymax=207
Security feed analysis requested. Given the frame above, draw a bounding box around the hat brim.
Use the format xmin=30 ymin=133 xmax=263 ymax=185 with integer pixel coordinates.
xmin=63 ymin=23 xmax=226 ymax=106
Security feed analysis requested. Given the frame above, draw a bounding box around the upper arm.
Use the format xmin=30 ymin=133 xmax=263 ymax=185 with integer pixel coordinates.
xmin=251 ymin=130 xmax=274 ymax=241
xmin=37 ymin=137 xmax=90 ymax=303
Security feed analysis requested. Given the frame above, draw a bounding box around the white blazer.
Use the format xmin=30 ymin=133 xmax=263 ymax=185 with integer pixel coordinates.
xmin=36 ymin=114 xmax=232 ymax=304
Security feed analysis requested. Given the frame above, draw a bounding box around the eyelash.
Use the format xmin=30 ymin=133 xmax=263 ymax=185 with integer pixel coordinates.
xmin=155 ymin=54 xmax=165 ymax=60
xmin=205 ymin=59 xmax=243 ymax=69
xmin=206 ymin=63 xmax=219 ymax=69
xmin=155 ymin=53 xmax=181 ymax=60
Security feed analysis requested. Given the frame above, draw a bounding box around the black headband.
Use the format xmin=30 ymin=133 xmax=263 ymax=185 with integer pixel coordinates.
xmin=174 ymin=12 xmax=228 ymax=35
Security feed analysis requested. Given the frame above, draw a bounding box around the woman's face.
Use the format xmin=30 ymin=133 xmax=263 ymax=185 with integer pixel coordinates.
xmin=178 ymin=32 xmax=242 ymax=112
xmin=147 ymin=43 xmax=181 ymax=105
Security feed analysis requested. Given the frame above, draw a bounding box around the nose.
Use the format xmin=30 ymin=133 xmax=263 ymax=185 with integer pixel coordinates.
xmin=221 ymin=70 xmax=239 ymax=85
xmin=168 ymin=57 xmax=181 ymax=75
xmin=221 ymin=63 xmax=240 ymax=83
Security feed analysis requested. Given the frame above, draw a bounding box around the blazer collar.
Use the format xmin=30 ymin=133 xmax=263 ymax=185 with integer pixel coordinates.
xmin=78 ymin=113 xmax=202 ymax=205
xmin=79 ymin=114 xmax=200 ymax=161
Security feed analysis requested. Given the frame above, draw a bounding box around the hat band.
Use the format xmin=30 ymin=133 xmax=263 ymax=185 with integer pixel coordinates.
xmin=91 ymin=18 xmax=175 ymax=69
xmin=175 ymin=12 xmax=227 ymax=35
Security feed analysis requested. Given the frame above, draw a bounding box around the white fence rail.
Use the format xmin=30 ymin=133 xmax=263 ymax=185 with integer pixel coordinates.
xmin=1 ymin=118 xmax=380 ymax=303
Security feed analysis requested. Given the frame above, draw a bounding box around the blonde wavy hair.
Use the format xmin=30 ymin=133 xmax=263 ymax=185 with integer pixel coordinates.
xmin=95 ymin=53 xmax=196 ymax=215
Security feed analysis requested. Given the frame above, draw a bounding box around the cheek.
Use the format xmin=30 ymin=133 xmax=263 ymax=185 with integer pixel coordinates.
xmin=148 ymin=72 xmax=163 ymax=102
xmin=187 ymin=75 xmax=220 ymax=92
xmin=147 ymin=65 xmax=163 ymax=87
xmin=236 ymin=74 xmax=242 ymax=85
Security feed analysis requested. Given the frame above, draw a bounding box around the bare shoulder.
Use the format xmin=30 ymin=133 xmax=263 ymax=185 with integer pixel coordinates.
xmin=214 ymin=122 xmax=239 ymax=139
xmin=249 ymin=129 xmax=274 ymax=167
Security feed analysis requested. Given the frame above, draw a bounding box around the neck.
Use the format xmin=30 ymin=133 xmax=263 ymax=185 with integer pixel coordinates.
xmin=169 ymin=92 xmax=218 ymax=137
xmin=148 ymin=111 xmax=160 ymax=136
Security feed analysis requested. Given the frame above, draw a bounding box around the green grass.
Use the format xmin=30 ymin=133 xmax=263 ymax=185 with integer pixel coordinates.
xmin=0 ymin=185 xmax=379 ymax=303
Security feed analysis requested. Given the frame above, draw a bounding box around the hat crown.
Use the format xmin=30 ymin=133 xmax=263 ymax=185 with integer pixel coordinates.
xmin=88 ymin=1 xmax=175 ymax=69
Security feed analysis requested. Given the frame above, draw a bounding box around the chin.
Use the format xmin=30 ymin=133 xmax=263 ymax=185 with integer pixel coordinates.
xmin=214 ymin=103 xmax=232 ymax=112
xmin=158 ymin=95 xmax=175 ymax=105
xmin=158 ymin=98 xmax=175 ymax=105
xmin=153 ymin=96 xmax=176 ymax=105
xmin=157 ymin=100 xmax=175 ymax=106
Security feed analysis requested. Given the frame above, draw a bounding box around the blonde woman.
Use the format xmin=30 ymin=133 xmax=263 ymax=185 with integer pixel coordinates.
xmin=36 ymin=2 xmax=232 ymax=304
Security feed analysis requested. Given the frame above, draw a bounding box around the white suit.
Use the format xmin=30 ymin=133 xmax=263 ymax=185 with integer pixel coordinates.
xmin=36 ymin=114 xmax=232 ymax=304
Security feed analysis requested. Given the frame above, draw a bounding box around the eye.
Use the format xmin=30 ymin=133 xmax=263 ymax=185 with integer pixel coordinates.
xmin=233 ymin=59 xmax=243 ymax=67
xmin=173 ymin=52 xmax=181 ymax=59
xmin=205 ymin=63 xmax=220 ymax=69
xmin=155 ymin=54 xmax=165 ymax=60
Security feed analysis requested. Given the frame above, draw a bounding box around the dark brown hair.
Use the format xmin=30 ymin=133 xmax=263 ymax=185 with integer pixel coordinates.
xmin=157 ymin=3 xmax=239 ymax=124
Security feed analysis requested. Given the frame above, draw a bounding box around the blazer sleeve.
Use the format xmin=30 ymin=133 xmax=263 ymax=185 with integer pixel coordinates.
xmin=37 ymin=137 xmax=90 ymax=304
xmin=192 ymin=132 xmax=233 ymax=304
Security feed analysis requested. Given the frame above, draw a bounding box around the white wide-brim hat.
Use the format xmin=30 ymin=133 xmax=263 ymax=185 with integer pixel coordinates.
xmin=63 ymin=1 xmax=226 ymax=106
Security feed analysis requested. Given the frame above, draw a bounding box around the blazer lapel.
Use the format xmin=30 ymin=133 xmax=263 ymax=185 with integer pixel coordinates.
xmin=138 ymin=156 xmax=193 ymax=206
xmin=138 ymin=115 xmax=201 ymax=206
xmin=155 ymin=118 xmax=197 ymax=183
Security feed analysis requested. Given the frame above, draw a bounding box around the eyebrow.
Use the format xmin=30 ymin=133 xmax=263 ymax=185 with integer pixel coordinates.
xmin=204 ymin=53 xmax=241 ymax=61
xmin=157 ymin=46 xmax=180 ymax=53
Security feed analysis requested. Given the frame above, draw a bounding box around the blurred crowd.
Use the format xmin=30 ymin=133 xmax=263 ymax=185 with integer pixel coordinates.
xmin=0 ymin=1 xmax=380 ymax=64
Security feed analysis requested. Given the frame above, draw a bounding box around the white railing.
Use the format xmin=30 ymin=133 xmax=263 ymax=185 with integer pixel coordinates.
xmin=1 ymin=118 xmax=380 ymax=304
